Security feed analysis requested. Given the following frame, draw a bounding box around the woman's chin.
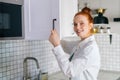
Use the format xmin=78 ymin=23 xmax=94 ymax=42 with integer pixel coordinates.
xmin=77 ymin=34 xmax=82 ymax=37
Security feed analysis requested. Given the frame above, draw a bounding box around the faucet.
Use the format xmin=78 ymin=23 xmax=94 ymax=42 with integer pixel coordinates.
xmin=23 ymin=57 xmax=41 ymax=80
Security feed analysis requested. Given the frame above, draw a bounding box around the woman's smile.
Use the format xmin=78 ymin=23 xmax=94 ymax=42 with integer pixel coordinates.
xmin=76 ymin=29 xmax=83 ymax=35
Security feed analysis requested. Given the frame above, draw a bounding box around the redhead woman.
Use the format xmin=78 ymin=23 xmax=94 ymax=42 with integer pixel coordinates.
xmin=49 ymin=11 xmax=101 ymax=80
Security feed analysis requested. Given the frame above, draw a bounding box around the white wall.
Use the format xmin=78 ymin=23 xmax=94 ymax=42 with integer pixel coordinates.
xmin=110 ymin=22 xmax=120 ymax=34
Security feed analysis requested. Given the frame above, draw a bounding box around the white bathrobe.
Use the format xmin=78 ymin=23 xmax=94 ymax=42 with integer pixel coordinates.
xmin=52 ymin=35 xmax=101 ymax=80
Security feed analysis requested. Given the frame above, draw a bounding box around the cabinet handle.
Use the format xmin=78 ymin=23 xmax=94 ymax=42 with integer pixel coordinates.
xmin=53 ymin=19 xmax=57 ymax=30
xmin=109 ymin=34 xmax=112 ymax=44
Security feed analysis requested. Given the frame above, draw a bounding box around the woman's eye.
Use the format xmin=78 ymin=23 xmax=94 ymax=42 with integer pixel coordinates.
xmin=73 ymin=23 xmax=77 ymax=26
xmin=80 ymin=23 xmax=84 ymax=25
xmin=73 ymin=22 xmax=84 ymax=26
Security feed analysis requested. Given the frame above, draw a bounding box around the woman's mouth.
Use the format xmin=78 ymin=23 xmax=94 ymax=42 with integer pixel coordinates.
xmin=76 ymin=30 xmax=83 ymax=34
xmin=75 ymin=29 xmax=85 ymax=36
xmin=76 ymin=31 xmax=80 ymax=34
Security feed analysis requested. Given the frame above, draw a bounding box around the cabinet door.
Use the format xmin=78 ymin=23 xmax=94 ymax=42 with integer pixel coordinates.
xmin=52 ymin=0 xmax=77 ymax=38
xmin=51 ymin=0 xmax=60 ymax=37
xmin=24 ymin=0 xmax=52 ymax=40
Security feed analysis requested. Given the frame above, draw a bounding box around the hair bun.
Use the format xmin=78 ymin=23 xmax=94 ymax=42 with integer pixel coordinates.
xmin=81 ymin=7 xmax=91 ymax=14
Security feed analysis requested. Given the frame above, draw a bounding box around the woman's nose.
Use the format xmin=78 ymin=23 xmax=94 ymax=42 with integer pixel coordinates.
xmin=75 ymin=24 xmax=81 ymax=29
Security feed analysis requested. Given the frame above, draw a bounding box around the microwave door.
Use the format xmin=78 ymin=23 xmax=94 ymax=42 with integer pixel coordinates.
xmin=0 ymin=2 xmax=22 ymax=38
xmin=0 ymin=13 xmax=10 ymax=29
xmin=0 ymin=2 xmax=2 ymax=29
xmin=0 ymin=2 xmax=4 ymax=36
xmin=0 ymin=2 xmax=10 ymax=37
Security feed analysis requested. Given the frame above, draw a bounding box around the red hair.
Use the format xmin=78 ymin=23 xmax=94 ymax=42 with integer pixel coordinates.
xmin=74 ymin=11 xmax=93 ymax=23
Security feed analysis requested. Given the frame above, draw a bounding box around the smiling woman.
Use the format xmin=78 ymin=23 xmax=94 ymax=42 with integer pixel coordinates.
xmin=49 ymin=10 xmax=100 ymax=80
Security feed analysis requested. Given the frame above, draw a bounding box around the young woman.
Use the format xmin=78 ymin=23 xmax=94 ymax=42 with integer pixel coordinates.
xmin=49 ymin=11 xmax=101 ymax=80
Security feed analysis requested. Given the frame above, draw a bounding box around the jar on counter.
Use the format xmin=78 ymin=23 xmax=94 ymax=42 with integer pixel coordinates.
xmin=41 ymin=72 xmax=48 ymax=80
xmin=100 ymin=26 xmax=104 ymax=33
xmin=93 ymin=26 xmax=99 ymax=33
xmin=106 ymin=27 xmax=111 ymax=34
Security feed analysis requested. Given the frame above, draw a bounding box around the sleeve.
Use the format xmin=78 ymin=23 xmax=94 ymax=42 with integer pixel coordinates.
xmin=52 ymin=44 xmax=96 ymax=78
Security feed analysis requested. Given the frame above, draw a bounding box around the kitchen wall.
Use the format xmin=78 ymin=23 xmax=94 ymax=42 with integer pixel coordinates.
xmin=0 ymin=40 xmax=60 ymax=80
xmin=78 ymin=0 xmax=120 ymax=21
xmin=0 ymin=33 xmax=120 ymax=80
xmin=95 ymin=33 xmax=120 ymax=71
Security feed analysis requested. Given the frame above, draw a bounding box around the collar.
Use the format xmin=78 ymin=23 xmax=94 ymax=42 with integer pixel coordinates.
xmin=78 ymin=35 xmax=95 ymax=48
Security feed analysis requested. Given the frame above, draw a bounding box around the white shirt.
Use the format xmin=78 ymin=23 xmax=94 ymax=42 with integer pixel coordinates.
xmin=52 ymin=35 xmax=101 ymax=80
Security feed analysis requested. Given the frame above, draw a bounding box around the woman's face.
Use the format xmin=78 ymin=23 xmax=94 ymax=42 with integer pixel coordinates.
xmin=73 ymin=15 xmax=93 ymax=39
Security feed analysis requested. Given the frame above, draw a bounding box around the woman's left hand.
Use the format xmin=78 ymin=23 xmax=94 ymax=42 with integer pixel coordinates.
xmin=49 ymin=29 xmax=60 ymax=47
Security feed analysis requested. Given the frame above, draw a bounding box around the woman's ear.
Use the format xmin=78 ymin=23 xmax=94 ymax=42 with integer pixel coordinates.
xmin=89 ymin=23 xmax=93 ymax=29
xmin=89 ymin=23 xmax=94 ymax=33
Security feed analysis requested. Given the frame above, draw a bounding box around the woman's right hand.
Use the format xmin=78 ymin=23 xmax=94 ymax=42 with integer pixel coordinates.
xmin=49 ymin=29 xmax=60 ymax=47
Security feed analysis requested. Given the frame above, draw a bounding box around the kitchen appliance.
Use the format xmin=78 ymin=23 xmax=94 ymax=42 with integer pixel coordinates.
xmin=0 ymin=0 xmax=24 ymax=40
xmin=94 ymin=8 xmax=109 ymax=24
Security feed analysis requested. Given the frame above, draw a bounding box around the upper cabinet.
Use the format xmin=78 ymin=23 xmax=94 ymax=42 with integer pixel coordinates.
xmin=24 ymin=0 xmax=78 ymax=40
xmin=24 ymin=0 xmax=53 ymax=40
xmin=51 ymin=0 xmax=78 ymax=38
xmin=0 ymin=0 xmax=77 ymax=40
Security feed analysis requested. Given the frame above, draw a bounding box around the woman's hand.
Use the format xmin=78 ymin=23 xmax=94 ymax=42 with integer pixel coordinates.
xmin=49 ymin=29 xmax=60 ymax=47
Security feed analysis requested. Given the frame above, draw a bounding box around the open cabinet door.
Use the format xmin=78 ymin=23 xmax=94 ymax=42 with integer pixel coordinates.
xmin=51 ymin=0 xmax=60 ymax=38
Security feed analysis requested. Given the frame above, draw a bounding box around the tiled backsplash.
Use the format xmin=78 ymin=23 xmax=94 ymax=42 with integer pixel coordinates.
xmin=0 ymin=33 xmax=120 ymax=80
xmin=95 ymin=33 xmax=120 ymax=71
xmin=0 ymin=40 xmax=60 ymax=80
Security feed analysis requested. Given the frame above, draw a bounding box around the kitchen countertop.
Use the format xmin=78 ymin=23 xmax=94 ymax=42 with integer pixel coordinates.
xmin=48 ymin=70 xmax=120 ymax=80
xmin=48 ymin=71 xmax=69 ymax=80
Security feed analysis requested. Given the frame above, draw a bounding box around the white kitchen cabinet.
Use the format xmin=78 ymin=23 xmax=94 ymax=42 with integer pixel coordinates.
xmin=24 ymin=0 xmax=77 ymax=40
xmin=51 ymin=0 xmax=78 ymax=39
xmin=24 ymin=0 xmax=53 ymax=40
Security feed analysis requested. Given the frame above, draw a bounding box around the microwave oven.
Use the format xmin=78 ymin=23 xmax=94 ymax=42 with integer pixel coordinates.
xmin=0 ymin=0 xmax=24 ymax=40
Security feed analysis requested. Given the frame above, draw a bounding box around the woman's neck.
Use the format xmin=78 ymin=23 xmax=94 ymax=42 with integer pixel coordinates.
xmin=81 ymin=33 xmax=93 ymax=41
